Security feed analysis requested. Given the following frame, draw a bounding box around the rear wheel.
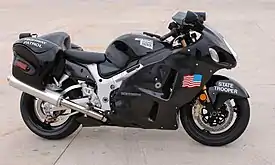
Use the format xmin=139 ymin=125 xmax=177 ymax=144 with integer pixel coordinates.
xmin=180 ymin=97 xmax=250 ymax=146
xmin=20 ymin=92 xmax=81 ymax=140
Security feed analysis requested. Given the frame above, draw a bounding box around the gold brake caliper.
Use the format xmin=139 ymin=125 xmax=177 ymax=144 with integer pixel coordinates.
xmin=193 ymin=100 xmax=203 ymax=119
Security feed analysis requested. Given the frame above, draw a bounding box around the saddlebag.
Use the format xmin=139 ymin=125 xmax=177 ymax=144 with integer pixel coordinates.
xmin=12 ymin=36 xmax=64 ymax=90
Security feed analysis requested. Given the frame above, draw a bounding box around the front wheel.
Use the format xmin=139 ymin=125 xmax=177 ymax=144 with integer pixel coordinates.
xmin=180 ymin=97 xmax=250 ymax=146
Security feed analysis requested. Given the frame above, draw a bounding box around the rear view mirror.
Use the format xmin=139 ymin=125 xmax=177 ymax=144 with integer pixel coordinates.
xmin=185 ymin=11 xmax=199 ymax=24
xmin=185 ymin=11 xmax=206 ymax=25
xmin=194 ymin=12 xmax=206 ymax=21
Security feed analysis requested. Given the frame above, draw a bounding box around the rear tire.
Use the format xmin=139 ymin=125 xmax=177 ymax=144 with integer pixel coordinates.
xmin=180 ymin=98 xmax=250 ymax=146
xmin=20 ymin=92 xmax=81 ymax=140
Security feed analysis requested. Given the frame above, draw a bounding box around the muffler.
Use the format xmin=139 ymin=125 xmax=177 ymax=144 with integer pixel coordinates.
xmin=7 ymin=75 xmax=107 ymax=122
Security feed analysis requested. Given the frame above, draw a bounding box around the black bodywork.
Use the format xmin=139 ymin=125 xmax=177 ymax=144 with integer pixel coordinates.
xmin=11 ymin=11 xmax=249 ymax=130
xmin=100 ymin=23 xmax=247 ymax=130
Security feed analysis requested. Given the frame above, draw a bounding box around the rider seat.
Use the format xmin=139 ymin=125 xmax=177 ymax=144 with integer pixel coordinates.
xmin=64 ymin=49 xmax=106 ymax=64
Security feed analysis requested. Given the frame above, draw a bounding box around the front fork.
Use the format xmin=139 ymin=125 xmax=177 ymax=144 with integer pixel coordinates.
xmin=195 ymin=85 xmax=216 ymax=115
xmin=202 ymin=85 xmax=211 ymax=103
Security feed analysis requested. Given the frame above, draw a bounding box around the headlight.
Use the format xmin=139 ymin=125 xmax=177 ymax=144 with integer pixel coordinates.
xmin=209 ymin=48 xmax=219 ymax=62
xmin=223 ymin=38 xmax=238 ymax=60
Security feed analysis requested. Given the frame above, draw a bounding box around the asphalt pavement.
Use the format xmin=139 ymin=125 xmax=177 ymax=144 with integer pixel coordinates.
xmin=0 ymin=0 xmax=275 ymax=165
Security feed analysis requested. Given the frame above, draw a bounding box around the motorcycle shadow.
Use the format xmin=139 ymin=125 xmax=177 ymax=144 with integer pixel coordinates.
xmin=74 ymin=126 xmax=204 ymax=147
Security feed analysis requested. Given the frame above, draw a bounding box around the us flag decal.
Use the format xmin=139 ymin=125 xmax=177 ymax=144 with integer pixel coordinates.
xmin=182 ymin=74 xmax=202 ymax=88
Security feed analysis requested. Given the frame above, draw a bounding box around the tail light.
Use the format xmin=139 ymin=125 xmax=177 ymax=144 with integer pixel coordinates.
xmin=14 ymin=60 xmax=29 ymax=71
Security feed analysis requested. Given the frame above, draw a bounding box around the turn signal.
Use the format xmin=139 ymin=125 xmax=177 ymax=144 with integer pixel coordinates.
xmin=199 ymin=93 xmax=207 ymax=101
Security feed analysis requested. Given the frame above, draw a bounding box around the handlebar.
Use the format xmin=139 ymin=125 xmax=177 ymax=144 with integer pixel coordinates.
xmin=143 ymin=20 xmax=203 ymax=42
xmin=143 ymin=32 xmax=161 ymax=39
xmin=143 ymin=28 xmax=177 ymax=41
xmin=159 ymin=28 xmax=178 ymax=41
xmin=143 ymin=11 xmax=206 ymax=44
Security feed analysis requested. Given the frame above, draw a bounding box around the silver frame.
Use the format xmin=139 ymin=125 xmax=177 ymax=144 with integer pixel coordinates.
xmin=87 ymin=63 xmax=144 ymax=110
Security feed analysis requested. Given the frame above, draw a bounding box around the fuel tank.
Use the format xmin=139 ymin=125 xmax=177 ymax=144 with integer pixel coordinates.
xmin=110 ymin=33 xmax=167 ymax=56
xmin=98 ymin=33 xmax=169 ymax=78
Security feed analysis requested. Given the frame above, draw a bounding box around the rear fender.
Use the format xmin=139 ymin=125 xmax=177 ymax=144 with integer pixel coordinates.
xmin=207 ymin=75 xmax=249 ymax=109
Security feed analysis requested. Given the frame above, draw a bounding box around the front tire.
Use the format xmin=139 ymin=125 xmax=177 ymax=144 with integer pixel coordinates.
xmin=180 ymin=98 xmax=250 ymax=146
xmin=20 ymin=92 xmax=81 ymax=140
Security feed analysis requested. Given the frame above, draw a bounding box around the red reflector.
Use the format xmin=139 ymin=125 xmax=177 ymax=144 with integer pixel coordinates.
xmin=15 ymin=60 xmax=28 ymax=70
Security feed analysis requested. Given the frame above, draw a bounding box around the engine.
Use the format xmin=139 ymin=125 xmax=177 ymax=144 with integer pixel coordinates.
xmin=80 ymin=82 xmax=102 ymax=108
xmin=46 ymin=74 xmax=102 ymax=109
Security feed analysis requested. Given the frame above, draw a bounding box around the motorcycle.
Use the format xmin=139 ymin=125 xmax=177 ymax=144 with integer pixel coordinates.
xmin=7 ymin=11 xmax=250 ymax=146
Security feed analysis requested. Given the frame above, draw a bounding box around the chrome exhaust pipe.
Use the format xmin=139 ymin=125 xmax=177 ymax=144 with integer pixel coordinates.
xmin=7 ymin=75 xmax=107 ymax=122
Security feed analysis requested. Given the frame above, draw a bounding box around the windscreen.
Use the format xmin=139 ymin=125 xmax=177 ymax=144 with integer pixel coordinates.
xmin=172 ymin=11 xmax=187 ymax=25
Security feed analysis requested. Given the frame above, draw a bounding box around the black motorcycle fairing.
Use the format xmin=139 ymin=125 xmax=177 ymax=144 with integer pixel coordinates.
xmin=162 ymin=54 xmax=219 ymax=107
xmin=101 ymin=21 xmax=241 ymax=129
xmin=97 ymin=59 xmax=139 ymax=78
xmin=158 ymin=24 xmax=240 ymax=107
xmin=107 ymin=59 xmax=185 ymax=129
xmin=64 ymin=49 xmax=106 ymax=64
xmin=64 ymin=60 xmax=96 ymax=84
xmin=109 ymin=82 xmax=179 ymax=130
xmin=171 ymin=11 xmax=227 ymax=53
xmin=207 ymin=75 xmax=250 ymax=109
xmin=123 ymin=63 xmax=177 ymax=100
xmin=201 ymin=25 xmax=237 ymax=68
xmin=139 ymin=48 xmax=173 ymax=66
xmin=106 ymin=27 xmax=234 ymax=129
xmin=139 ymin=24 xmax=237 ymax=72
xmin=107 ymin=58 xmax=217 ymax=129
xmin=161 ymin=25 xmax=237 ymax=70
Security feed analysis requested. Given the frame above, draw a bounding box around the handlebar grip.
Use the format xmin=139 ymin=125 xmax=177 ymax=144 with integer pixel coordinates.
xmin=143 ymin=32 xmax=152 ymax=36
xmin=160 ymin=28 xmax=177 ymax=41
xmin=143 ymin=32 xmax=161 ymax=39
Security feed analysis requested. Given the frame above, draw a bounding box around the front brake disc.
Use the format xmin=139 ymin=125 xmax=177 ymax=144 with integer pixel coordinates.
xmin=192 ymin=100 xmax=235 ymax=133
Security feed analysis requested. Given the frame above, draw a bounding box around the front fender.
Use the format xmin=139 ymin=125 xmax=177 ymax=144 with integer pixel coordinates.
xmin=207 ymin=75 xmax=249 ymax=109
